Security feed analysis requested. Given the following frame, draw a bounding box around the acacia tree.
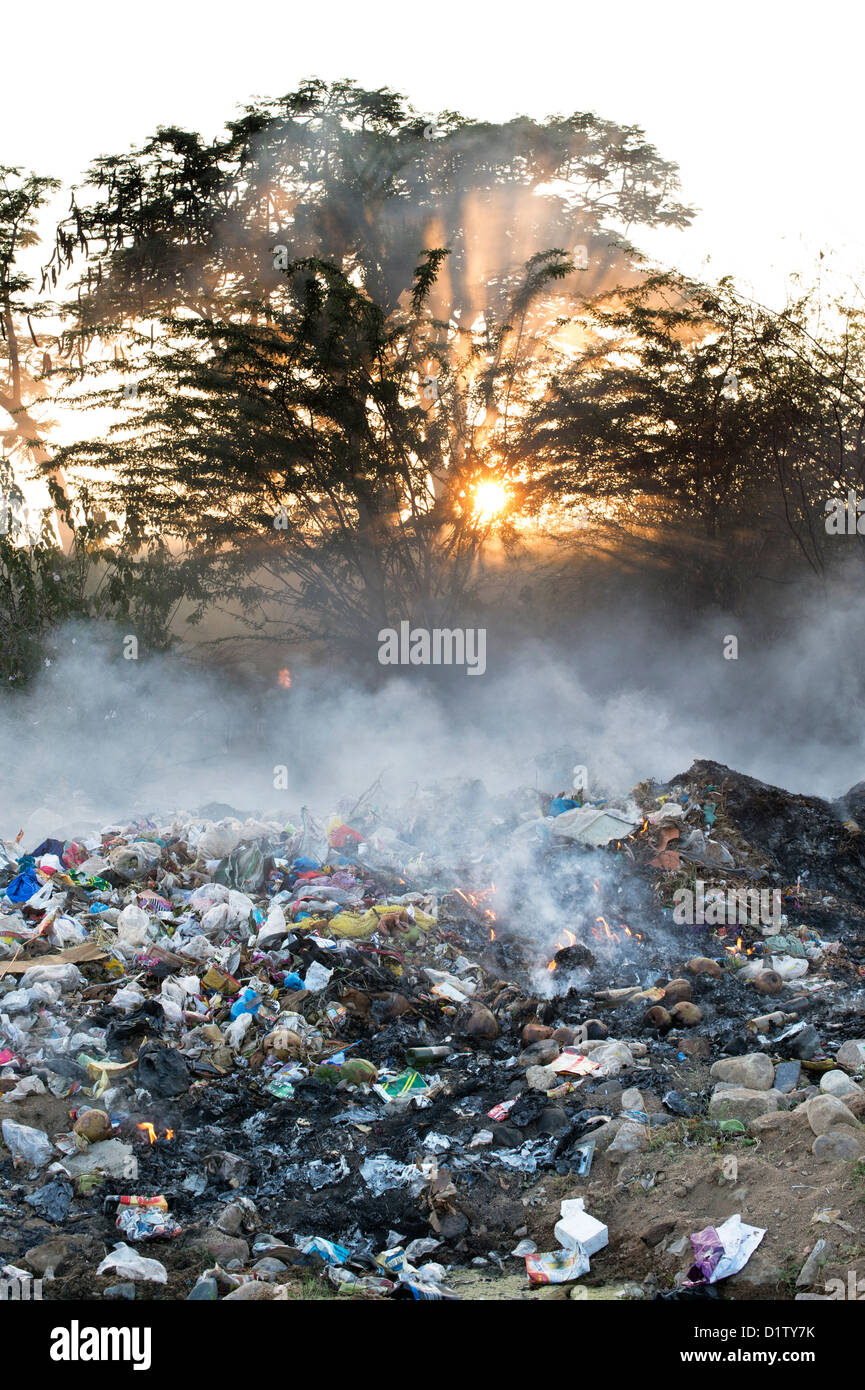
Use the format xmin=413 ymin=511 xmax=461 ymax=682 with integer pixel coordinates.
xmin=45 ymin=250 xmax=582 ymax=643
xmin=516 ymin=271 xmax=865 ymax=592
xmin=42 ymin=80 xmax=694 ymax=644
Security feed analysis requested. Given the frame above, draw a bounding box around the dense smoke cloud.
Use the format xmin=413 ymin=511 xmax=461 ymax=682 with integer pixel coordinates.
xmin=2 ymin=567 xmax=863 ymax=845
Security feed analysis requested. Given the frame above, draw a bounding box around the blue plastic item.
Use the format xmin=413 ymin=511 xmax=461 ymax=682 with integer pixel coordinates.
xmin=5 ymin=867 xmax=42 ymax=904
xmin=229 ymin=988 xmax=261 ymax=1019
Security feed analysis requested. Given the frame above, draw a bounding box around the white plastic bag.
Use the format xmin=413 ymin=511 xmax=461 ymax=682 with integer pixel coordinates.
xmin=96 ymin=1242 xmax=167 ymax=1283
xmin=2 ymin=1118 xmax=53 ymax=1168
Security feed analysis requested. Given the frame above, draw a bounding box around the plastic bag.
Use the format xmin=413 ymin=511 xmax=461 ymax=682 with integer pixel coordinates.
xmin=96 ymin=1242 xmax=167 ymax=1283
xmin=2 ymin=1119 xmax=54 ymax=1168
xmin=117 ymin=903 xmax=151 ymax=949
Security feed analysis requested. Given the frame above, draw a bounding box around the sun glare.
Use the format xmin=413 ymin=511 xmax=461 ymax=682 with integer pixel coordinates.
xmin=473 ymin=480 xmax=509 ymax=522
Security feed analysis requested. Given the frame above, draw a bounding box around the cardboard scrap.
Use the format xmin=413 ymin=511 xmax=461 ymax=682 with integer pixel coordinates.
xmin=0 ymin=941 xmax=107 ymax=979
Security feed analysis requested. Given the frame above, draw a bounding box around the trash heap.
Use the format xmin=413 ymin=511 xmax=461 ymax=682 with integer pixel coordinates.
xmin=2 ymin=761 xmax=865 ymax=1302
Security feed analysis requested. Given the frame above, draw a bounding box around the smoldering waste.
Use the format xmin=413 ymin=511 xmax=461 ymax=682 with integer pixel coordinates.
xmin=2 ymin=759 xmax=865 ymax=1301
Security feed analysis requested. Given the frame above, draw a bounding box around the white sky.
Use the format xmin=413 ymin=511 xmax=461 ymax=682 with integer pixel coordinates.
xmin=3 ymin=0 xmax=864 ymax=307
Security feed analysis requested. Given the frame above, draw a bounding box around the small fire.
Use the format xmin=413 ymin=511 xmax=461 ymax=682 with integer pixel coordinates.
xmin=723 ymin=935 xmax=756 ymax=957
xmin=277 ymin=668 xmax=292 ymax=689
xmin=456 ymin=883 xmax=496 ymax=908
xmin=591 ymin=916 xmax=639 ymax=944
xmin=546 ymin=927 xmax=577 ymax=970
xmin=137 ymin=1122 xmax=175 ymax=1144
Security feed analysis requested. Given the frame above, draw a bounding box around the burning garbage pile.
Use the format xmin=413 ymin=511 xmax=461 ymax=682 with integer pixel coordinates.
xmin=2 ymin=761 xmax=865 ymax=1302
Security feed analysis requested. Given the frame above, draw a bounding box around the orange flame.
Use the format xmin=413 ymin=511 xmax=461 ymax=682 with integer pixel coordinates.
xmin=546 ymin=926 xmax=578 ymax=970
xmin=137 ymin=1121 xmax=174 ymax=1143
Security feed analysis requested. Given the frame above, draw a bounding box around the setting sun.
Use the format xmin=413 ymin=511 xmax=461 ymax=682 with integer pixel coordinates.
xmin=473 ymin=480 xmax=510 ymax=522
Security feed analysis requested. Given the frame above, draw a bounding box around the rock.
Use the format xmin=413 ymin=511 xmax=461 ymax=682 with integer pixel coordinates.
xmin=711 ymin=1053 xmax=775 ymax=1091
xmin=751 ymin=970 xmax=784 ymax=995
xmin=553 ymin=1027 xmax=578 ymax=1045
xmin=585 ymin=1119 xmax=622 ymax=1153
xmin=811 ymin=1127 xmax=864 ymax=1161
xmin=680 ymin=1035 xmax=712 ymax=1059
xmin=844 ymin=1091 xmax=865 ymax=1119
xmin=593 ymin=1080 xmax=623 ymax=1102
xmin=819 ymin=1071 xmax=863 ymax=1101
xmin=606 ymin=1120 xmax=649 ymax=1162
xmin=644 ymin=1006 xmax=672 ymax=1031
xmin=188 ymin=1277 xmax=219 ymax=1300
xmin=253 ymin=1257 xmax=287 ymax=1275
xmin=438 ymin=1211 xmax=469 ymax=1240
xmin=662 ymin=978 xmax=692 ymax=1005
xmin=521 ymin=1022 xmax=554 ymax=1046
xmin=836 ymin=1040 xmax=865 ymax=1071
xmin=786 ymin=1024 xmax=822 ymax=1060
xmin=774 ymin=1060 xmax=801 ymax=1093
xmin=686 ymin=957 xmax=722 ymax=977
xmin=519 ymin=1039 xmax=560 ymax=1068
xmin=709 ymin=1087 xmax=780 ymax=1121
xmin=748 ymin=1110 xmax=802 ymax=1135
xmin=537 ymin=1106 xmax=568 ymax=1135
xmin=670 ymin=1002 xmax=702 ymax=1027
xmin=725 ymin=1248 xmax=781 ymax=1291
xmin=583 ymin=1019 xmax=608 ymax=1040
xmin=216 ymin=1203 xmax=245 ymax=1235
xmin=796 ymin=1239 xmax=831 ymax=1287
xmin=465 ymin=1004 xmax=498 ymax=1040
xmin=24 ymin=1235 xmax=90 ymax=1276
xmin=525 ymin=1065 xmax=558 ymax=1092
xmin=641 ymin=1221 xmax=675 ymax=1247
xmin=196 ymin=1229 xmax=250 ymax=1264
xmin=620 ymin=1088 xmax=644 ymax=1112
xmin=493 ymin=1124 xmax=523 ymax=1148
xmin=805 ymin=1094 xmax=859 ymax=1136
